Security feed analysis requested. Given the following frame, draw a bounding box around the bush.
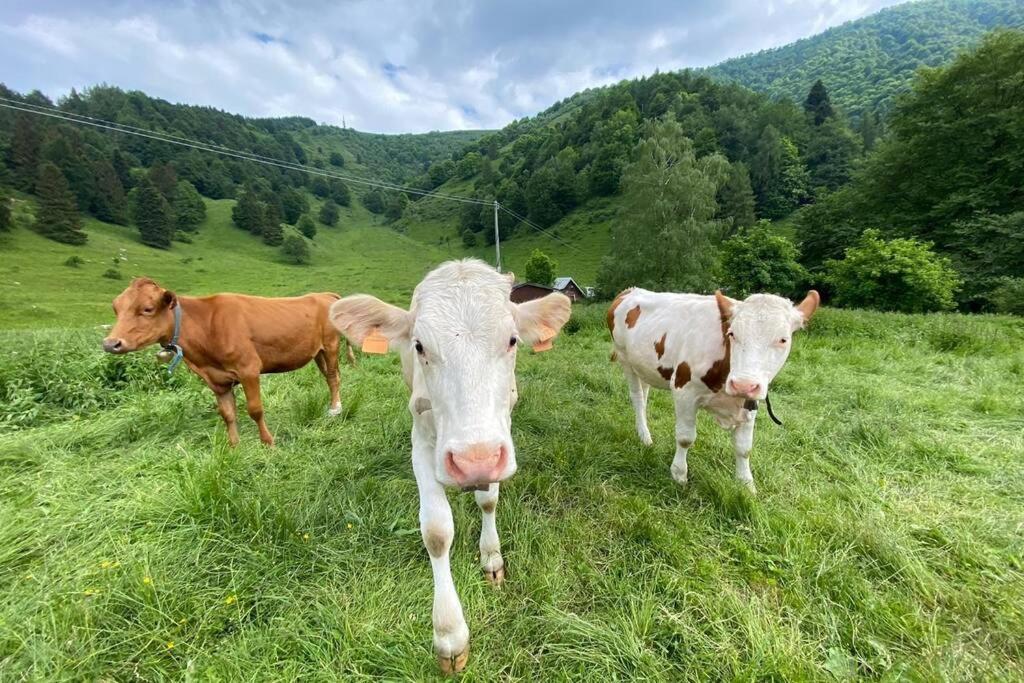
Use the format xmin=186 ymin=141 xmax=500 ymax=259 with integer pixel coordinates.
xmin=319 ymin=200 xmax=340 ymax=227
xmin=990 ymin=278 xmax=1024 ymax=315
xmin=64 ymin=255 xmax=85 ymax=268
xmin=825 ymin=229 xmax=961 ymax=313
xmin=523 ymin=249 xmax=557 ymax=286
xmin=281 ymin=234 xmax=311 ymax=265
xmin=720 ymin=221 xmax=808 ymax=298
xmin=461 ymin=229 xmax=477 ymax=247
xmin=102 ymin=268 xmax=123 ymax=280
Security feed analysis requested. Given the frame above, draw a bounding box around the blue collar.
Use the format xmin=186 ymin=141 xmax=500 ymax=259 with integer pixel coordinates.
xmin=164 ymin=303 xmax=184 ymax=375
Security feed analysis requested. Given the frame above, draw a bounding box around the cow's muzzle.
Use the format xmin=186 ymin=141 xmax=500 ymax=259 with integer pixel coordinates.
xmin=102 ymin=337 xmax=127 ymax=354
xmin=444 ymin=442 xmax=510 ymax=488
xmin=726 ymin=378 xmax=764 ymax=399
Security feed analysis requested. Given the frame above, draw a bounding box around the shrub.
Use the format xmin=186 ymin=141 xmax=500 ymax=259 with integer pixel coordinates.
xmin=523 ymin=249 xmax=557 ymax=286
xmin=720 ymin=221 xmax=807 ymax=298
xmin=64 ymin=255 xmax=85 ymax=268
xmin=281 ymin=234 xmax=310 ymax=265
xmin=102 ymin=268 xmax=123 ymax=280
xmin=319 ymin=200 xmax=339 ymax=227
xmin=990 ymin=277 xmax=1024 ymax=315
xmin=825 ymin=229 xmax=961 ymax=313
xmin=461 ymin=229 xmax=477 ymax=247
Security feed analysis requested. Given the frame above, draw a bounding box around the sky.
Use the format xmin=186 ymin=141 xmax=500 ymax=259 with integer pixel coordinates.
xmin=0 ymin=0 xmax=906 ymax=134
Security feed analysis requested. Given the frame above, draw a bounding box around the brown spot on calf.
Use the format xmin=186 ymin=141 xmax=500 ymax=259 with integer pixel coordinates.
xmin=606 ymin=289 xmax=632 ymax=334
xmin=625 ymin=305 xmax=641 ymax=328
xmin=702 ymin=357 xmax=729 ymax=392
xmin=654 ymin=333 xmax=667 ymax=359
xmin=657 ymin=366 xmax=674 ymax=381
xmin=674 ymin=361 xmax=691 ymax=389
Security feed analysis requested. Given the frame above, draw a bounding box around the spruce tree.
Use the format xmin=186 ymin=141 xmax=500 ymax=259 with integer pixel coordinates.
xmin=804 ymin=80 xmax=835 ymax=125
xmin=262 ymin=203 xmax=284 ymax=246
xmin=35 ymin=162 xmax=86 ymax=245
xmin=173 ymin=180 xmax=206 ymax=232
xmin=148 ymin=162 xmax=178 ymax=200
xmin=297 ymin=214 xmax=317 ymax=239
xmin=9 ymin=115 xmax=42 ymax=192
xmin=132 ymin=178 xmax=174 ymax=249
xmin=92 ymin=159 xmax=128 ymax=224
xmin=232 ymin=188 xmax=264 ymax=234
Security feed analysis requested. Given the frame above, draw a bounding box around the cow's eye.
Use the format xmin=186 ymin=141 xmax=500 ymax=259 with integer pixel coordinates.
xmin=142 ymin=307 xmax=154 ymax=315
xmin=509 ymin=336 xmax=518 ymax=349
xmin=779 ymin=338 xmax=788 ymax=344
xmin=414 ymin=340 xmax=424 ymax=355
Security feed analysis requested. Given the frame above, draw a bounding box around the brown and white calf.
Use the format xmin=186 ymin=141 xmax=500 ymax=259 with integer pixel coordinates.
xmin=328 ymin=259 xmax=571 ymax=674
xmin=609 ymin=288 xmax=819 ymax=491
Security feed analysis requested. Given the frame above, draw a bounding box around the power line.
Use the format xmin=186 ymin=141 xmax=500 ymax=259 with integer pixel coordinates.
xmin=499 ymin=205 xmax=587 ymax=255
xmin=0 ymin=98 xmax=492 ymax=205
xmin=0 ymin=97 xmax=590 ymax=256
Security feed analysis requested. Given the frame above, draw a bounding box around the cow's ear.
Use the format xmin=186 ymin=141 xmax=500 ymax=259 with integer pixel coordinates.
xmin=514 ymin=292 xmax=572 ymax=348
xmin=162 ymin=290 xmax=177 ymax=309
xmin=329 ymin=295 xmax=411 ymax=346
xmin=793 ymin=290 xmax=820 ymax=329
xmin=714 ymin=290 xmax=735 ymax=322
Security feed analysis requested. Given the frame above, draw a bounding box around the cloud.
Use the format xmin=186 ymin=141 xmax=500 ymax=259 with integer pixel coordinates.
xmin=0 ymin=0 xmax=906 ymax=133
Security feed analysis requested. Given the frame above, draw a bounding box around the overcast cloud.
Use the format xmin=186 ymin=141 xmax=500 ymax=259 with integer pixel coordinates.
xmin=0 ymin=0 xmax=905 ymax=134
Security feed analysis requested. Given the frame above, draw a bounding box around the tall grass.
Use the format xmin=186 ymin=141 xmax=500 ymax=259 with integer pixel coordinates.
xmin=0 ymin=306 xmax=1022 ymax=679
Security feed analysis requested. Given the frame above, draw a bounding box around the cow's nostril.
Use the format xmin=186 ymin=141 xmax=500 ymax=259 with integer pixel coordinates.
xmin=102 ymin=338 xmax=124 ymax=353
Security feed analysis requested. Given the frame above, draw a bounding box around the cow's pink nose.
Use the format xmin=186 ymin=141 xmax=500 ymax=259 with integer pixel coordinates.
xmin=445 ymin=443 xmax=508 ymax=488
xmin=728 ymin=379 xmax=761 ymax=397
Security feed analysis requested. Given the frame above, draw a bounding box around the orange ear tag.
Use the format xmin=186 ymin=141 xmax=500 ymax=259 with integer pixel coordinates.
xmin=532 ymin=324 xmax=557 ymax=353
xmin=361 ymin=327 xmax=389 ymax=354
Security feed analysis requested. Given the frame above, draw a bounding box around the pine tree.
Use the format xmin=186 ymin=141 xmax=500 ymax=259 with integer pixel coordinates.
xmin=111 ymin=149 xmax=134 ymax=191
xmin=297 ymin=214 xmax=317 ymax=239
xmin=858 ymin=110 xmax=881 ymax=152
xmin=804 ymin=80 xmax=835 ymax=125
xmin=281 ymin=234 xmax=311 ymax=264
xmin=148 ymin=162 xmax=178 ymax=200
xmin=262 ymin=203 xmax=284 ymax=246
xmin=717 ymin=162 xmax=757 ymax=230
xmin=9 ymin=115 xmax=42 ymax=192
xmin=173 ymin=180 xmax=206 ymax=232
xmin=92 ymin=159 xmax=128 ymax=224
xmin=319 ymin=199 xmax=340 ymax=227
xmin=35 ymin=162 xmax=87 ymax=245
xmin=232 ymin=188 xmax=265 ymax=234
xmin=132 ymin=178 xmax=174 ymax=249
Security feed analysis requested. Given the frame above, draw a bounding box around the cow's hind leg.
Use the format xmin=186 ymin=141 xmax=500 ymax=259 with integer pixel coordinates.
xmin=240 ymin=375 xmax=274 ymax=446
xmin=622 ymin=364 xmax=653 ymax=446
xmin=214 ymin=386 xmax=240 ymax=447
xmin=475 ymin=484 xmax=504 ymax=586
xmin=315 ymin=347 xmax=342 ymax=417
xmin=733 ymin=413 xmax=757 ymax=492
xmin=671 ymin=388 xmax=700 ymax=485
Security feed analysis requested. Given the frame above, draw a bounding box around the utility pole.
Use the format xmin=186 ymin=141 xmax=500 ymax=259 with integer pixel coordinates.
xmin=493 ymin=200 xmax=501 ymax=272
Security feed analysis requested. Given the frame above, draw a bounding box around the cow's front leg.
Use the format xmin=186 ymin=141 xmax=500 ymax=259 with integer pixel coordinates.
xmin=475 ymin=484 xmax=503 ymax=586
xmin=413 ymin=440 xmax=469 ymax=674
xmin=733 ymin=413 xmax=757 ymax=492
xmin=239 ymin=375 xmax=274 ymax=446
xmin=670 ymin=388 xmax=700 ymax=485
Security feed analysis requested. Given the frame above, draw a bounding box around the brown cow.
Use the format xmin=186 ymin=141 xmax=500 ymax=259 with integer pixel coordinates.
xmin=103 ymin=277 xmax=351 ymax=446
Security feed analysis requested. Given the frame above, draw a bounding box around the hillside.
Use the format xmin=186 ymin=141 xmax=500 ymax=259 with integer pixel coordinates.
xmin=706 ymin=0 xmax=1024 ymax=115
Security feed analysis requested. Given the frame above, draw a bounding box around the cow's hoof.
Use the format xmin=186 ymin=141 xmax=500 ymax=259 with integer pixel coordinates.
xmin=670 ymin=466 xmax=688 ymax=486
xmin=483 ymin=565 xmax=505 ymax=587
xmin=327 ymin=405 xmax=343 ymax=417
xmin=437 ymin=647 xmax=469 ymax=675
xmin=639 ymin=432 xmax=653 ymax=447
xmin=739 ymin=479 xmax=757 ymax=495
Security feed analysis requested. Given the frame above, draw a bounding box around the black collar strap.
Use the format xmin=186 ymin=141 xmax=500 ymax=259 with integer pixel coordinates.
xmin=744 ymin=395 xmax=783 ymax=426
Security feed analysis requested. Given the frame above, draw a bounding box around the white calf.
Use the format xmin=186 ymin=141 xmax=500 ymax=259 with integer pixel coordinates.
xmin=329 ymin=259 xmax=571 ymax=674
xmin=608 ymin=288 xmax=819 ymax=491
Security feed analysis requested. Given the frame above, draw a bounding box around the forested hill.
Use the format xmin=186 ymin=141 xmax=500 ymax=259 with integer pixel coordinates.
xmin=0 ymin=84 xmax=485 ymax=192
xmin=706 ymin=0 xmax=1024 ymax=116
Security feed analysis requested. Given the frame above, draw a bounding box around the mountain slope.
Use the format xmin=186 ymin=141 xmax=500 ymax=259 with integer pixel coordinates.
xmin=707 ymin=0 xmax=1024 ymax=115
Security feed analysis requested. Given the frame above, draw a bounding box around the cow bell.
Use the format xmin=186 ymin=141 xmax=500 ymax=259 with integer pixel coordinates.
xmin=156 ymin=348 xmax=175 ymax=364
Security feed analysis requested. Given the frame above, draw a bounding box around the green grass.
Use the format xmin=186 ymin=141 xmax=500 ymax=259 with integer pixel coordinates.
xmin=1 ymin=303 xmax=1023 ymax=679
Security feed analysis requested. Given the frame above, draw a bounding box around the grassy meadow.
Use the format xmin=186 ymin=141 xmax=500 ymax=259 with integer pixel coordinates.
xmin=1 ymin=292 xmax=1023 ymax=678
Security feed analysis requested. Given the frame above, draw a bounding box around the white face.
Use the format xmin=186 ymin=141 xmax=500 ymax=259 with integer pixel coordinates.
xmin=722 ymin=293 xmax=817 ymax=400
xmin=410 ymin=290 xmax=522 ymax=489
xmin=328 ymin=259 xmax=571 ymax=490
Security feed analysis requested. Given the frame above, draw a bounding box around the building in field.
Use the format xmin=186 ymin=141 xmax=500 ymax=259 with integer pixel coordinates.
xmin=552 ymin=277 xmax=587 ymax=302
xmin=511 ymin=276 xmax=590 ymax=303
